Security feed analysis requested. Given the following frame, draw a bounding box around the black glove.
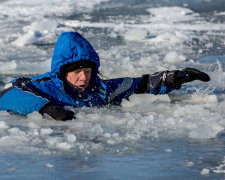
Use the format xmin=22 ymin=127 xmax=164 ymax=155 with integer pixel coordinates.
xmin=136 ymin=68 xmax=210 ymax=94
xmin=39 ymin=102 xmax=75 ymax=121
xmin=174 ymin=68 xmax=210 ymax=87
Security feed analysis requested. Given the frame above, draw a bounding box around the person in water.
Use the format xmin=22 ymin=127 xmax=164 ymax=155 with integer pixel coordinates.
xmin=0 ymin=32 xmax=210 ymax=121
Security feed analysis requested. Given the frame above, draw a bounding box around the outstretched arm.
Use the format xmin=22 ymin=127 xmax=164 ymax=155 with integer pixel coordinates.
xmin=136 ymin=68 xmax=210 ymax=94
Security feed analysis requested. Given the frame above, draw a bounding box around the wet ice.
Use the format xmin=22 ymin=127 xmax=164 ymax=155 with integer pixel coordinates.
xmin=0 ymin=0 xmax=225 ymax=179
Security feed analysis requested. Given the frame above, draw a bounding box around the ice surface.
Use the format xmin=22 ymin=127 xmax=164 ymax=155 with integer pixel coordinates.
xmin=40 ymin=128 xmax=53 ymax=136
xmin=0 ymin=0 xmax=224 ymax=145
xmin=0 ymin=0 xmax=224 ymax=178
xmin=212 ymin=157 xmax=225 ymax=174
xmin=45 ymin=163 xmax=55 ymax=168
xmin=201 ymin=168 xmax=210 ymax=175
xmin=165 ymin=149 xmax=172 ymax=153
xmin=147 ymin=6 xmax=197 ymax=23
xmin=0 ymin=61 xmax=17 ymax=73
xmin=121 ymin=94 xmax=171 ymax=107
xmin=164 ymin=52 xmax=186 ymax=63
xmin=186 ymin=161 xmax=195 ymax=167
xmin=0 ymin=121 xmax=9 ymax=129
xmin=124 ymin=29 xmax=148 ymax=41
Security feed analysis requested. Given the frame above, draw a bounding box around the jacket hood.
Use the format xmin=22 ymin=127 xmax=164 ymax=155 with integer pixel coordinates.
xmin=51 ymin=32 xmax=100 ymax=76
xmin=50 ymin=32 xmax=101 ymax=93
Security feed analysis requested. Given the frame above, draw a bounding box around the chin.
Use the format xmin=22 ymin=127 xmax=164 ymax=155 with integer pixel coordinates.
xmin=77 ymin=87 xmax=86 ymax=92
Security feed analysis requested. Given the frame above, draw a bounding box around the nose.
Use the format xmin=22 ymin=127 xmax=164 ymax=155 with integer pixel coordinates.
xmin=79 ymin=70 xmax=87 ymax=81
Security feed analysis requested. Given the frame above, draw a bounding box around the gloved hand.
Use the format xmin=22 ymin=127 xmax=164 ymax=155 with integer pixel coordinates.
xmin=136 ymin=68 xmax=210 ymax=94
xmin=39 ymin=102 xmax=75 ymax=121
xmin=174 ymin=68 xmax=210 ymax=87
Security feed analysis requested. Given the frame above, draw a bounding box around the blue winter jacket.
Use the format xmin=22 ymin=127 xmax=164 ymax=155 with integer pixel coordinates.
xmin=0 ymin=32 xmax=174 ymax=116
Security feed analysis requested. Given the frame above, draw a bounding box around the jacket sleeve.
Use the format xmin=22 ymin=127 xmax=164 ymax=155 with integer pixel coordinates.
xmin=103 ymin=70 xmax=181 ymax=105
xmin=135 ymin=70 xmax=180 ymax=95
xmin=12 ymin=77 xmax=80 ymax=108
xmin=0 ymin=86 xmax=48 ymax=115
xmin=103 ymin=77 xmax=141 ymax=105
xmin=135 ymin=68 xmax=210 ymax=94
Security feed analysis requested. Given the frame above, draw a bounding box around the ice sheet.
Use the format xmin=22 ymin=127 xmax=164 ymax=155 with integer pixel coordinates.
xmin=0 ymin=0 xmax=224 ymax=150
xmin=0 ymin=1 xmax=224 ymax=178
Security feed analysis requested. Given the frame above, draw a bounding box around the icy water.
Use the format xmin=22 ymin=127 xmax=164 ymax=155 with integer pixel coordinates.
xmin=0 ymin=0 xmax=225 ymax=179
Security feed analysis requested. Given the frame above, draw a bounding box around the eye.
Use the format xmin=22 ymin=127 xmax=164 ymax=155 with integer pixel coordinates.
xmin=85 ymin=68 xmax=92 ymax=74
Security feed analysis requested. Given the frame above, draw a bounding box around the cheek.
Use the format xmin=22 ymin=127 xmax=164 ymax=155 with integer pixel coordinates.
xmin=87 ymin=74 xmax=92 ymax=82
xmin=66 ymin=73 xmax=78 ymax=84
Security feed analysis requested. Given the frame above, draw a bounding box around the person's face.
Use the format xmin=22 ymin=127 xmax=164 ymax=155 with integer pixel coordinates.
xmin=65 ymin=68 xmax=92 ymax=92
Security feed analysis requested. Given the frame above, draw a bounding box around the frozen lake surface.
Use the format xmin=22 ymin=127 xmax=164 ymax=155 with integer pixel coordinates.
xmin=0 ymin=0 xmax=225 ymax=179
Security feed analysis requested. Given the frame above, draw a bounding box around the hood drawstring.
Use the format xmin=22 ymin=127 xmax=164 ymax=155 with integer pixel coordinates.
xmin=60 ymin=82 xmax=65 ymax=94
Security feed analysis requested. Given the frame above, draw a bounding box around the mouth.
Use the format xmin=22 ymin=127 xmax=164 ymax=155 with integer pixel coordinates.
xmin=79 ymin=85 xmax=85 ymax=88
xmin=77 ymin=84 xmax=86 ymax=90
